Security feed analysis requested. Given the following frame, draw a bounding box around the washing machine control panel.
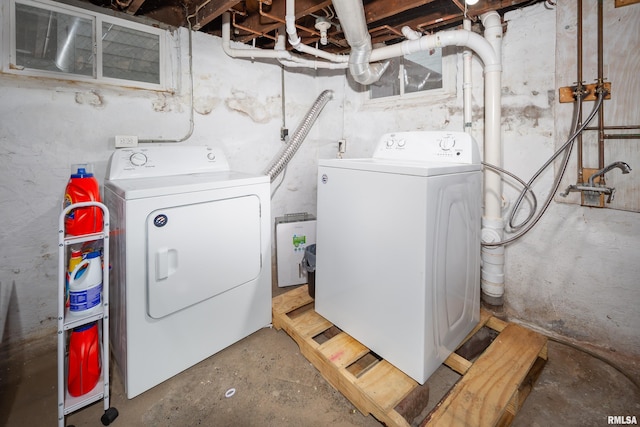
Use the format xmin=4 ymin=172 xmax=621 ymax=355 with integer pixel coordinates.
xmin=106 ymin=145 xmax=230 ymax=180
xmin=374 ymin=131 xmax=480 ymax=164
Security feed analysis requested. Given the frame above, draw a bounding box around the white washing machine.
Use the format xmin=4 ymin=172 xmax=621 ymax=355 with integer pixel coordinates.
xmin=104 ymin=145 xmax=271 ymax=399
xmin=315 ymin=131 xmax=481 ymax=384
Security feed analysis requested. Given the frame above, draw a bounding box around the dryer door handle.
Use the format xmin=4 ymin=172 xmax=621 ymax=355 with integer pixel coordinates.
xmin=156 ymin=248 xmax=178 ymax=281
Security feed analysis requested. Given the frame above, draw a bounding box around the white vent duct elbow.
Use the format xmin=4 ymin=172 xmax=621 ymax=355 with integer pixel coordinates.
xmin=331 ymin=0 xmax=389 ymax=85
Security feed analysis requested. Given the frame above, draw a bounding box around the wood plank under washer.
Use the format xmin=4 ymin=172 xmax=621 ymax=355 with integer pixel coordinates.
xmin=272 ymin=285 xmax=548 ymax=427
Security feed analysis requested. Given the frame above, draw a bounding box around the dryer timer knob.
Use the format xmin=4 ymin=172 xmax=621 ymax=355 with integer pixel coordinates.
xmin=129 ymin=152 xmax=148 ymax=166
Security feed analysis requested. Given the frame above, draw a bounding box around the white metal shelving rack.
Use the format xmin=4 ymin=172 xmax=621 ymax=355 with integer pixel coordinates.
xmin=58 ymin=201 xmax=118 ymax=427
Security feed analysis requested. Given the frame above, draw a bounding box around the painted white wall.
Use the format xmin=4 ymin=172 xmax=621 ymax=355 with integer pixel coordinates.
xmin=556 ymin=1 xmax=640 ymax=212
xmin=1 ymin=1 xmax=638 ymax=362
xmin=0 ymin=23 xmax=344 ymax=346
xmin=505 ymin=1 xmax=640 ymax=357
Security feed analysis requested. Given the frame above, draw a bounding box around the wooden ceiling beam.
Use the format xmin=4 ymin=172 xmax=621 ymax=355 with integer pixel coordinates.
xmin=124 ymin=0 xmax=146 ymax=16
xmin=363 ymin=0 xmax=437 ymax=24
xmin=236 ymin=0 xmax=332 ymax=43
xmin=190 ymin=0 xmax=241 ymax=30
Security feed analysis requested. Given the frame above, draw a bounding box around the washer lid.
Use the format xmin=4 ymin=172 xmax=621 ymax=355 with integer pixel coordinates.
xmin=319 ymin=158 xmax=480 ymax=176
xmin=105 ymin=170 xmax=269 ymax=199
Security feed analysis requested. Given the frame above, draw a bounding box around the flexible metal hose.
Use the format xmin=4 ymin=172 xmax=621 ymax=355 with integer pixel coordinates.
xmin=264 ymin=89 xmax=333 ymax=182
xmin=483 ymin=91 xmax=605 ymax=247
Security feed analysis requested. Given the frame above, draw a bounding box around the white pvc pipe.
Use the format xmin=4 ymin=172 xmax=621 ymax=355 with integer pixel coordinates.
xmin=481 ymin=10 xmax=503 ymax=222
xmin=222 ymin=13 xmax=291 ymax=60
xmin=402 ymin=26 xmax=422 ymax=41
xmin=369 ymin=30 xmax=499 ymax=71
xmin=277 ymin=58 xmax=348 ymax=69
xmin=479 ymin=11 xmax=505 ymax=303
xmin=285 ymin=0 xmax=348 ymax=63
xmin=221 ymin=13 xmax=347 ymax=69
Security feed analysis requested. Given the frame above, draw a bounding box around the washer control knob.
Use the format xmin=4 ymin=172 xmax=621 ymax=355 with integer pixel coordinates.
xmin=439 ymin=136 xmax=456 ymax=151
xmin=385 ymin=138 xmax=395 ymax=148
xmin=207 ymin=152 xmax=216 ymax=161
xmin=129 ymin=152 xmax=148 ymax=166
xmin=397 ymin=138 xmax=406 ymax=148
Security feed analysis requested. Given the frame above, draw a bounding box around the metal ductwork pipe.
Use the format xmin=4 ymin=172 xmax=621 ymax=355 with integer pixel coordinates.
xmin=331 ymin=0 xmax=388 ymax=85
xmin=264 ymin=90 xmax=334 ymax=182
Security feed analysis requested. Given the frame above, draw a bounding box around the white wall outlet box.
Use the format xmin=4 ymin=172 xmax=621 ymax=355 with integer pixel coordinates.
xmin=115 ymin=135 xmax=138 ymax=148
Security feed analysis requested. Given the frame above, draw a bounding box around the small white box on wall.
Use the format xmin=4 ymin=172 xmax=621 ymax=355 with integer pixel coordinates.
xmin=275 ymin=213 xmax=316 ymax=287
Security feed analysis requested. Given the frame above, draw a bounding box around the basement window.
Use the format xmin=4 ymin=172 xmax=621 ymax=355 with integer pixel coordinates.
xmin=369 ymin=48 xmax=454 ymax=101
xmin=5 ymin=0 xmax=171 ymax=90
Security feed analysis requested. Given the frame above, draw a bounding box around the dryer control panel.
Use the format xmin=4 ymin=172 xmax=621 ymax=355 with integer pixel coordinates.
xmin=373 ymin=131 xmax=480 ymax=165
xmin=106 ymin=145 xmax=230 ymax=180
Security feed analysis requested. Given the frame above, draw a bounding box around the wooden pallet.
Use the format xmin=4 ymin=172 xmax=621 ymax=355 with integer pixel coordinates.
xmin=272 ymin=285 xmax=548 ymax=427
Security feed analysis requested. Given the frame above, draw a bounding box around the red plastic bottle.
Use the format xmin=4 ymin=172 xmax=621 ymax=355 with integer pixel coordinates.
xmin=67 ymin=322 xmax=101 ymax=397
xmin=63 ymin=165 xmax=103 ymax=236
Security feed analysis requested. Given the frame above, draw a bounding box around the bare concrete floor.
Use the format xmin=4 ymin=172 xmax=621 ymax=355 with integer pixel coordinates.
xmin=2 ymin=286 xmax=639 ymax=427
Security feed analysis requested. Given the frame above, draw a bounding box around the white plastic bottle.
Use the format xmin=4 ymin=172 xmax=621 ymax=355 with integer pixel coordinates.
xmin=68 ymin=251 xmax=103 ymax=316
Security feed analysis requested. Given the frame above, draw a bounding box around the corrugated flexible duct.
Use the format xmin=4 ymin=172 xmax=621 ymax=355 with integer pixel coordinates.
xmin=331 ymin=0 xmax=388 ymax=85
xmin=264 ymin=90 xmax=334 ymax=182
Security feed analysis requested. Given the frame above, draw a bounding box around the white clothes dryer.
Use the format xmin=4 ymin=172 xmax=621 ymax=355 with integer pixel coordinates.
xmin=104 ymin=145 xmax=271 ymax=399
xmin=315 ymin=131 xmax=481 ymax=384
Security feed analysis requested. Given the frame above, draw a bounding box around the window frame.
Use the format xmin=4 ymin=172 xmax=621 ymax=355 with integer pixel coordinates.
xmin=365 ymin=46 xmax=457 ymax=106
xmin=3 ymin=0 xmax=173 ymax=91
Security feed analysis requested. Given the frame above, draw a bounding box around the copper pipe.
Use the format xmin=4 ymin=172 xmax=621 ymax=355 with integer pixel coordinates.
xmin=577 ymin=0 xmax=584 ymax=183
xmin=232 ymin=12 xmax=277 ymax=41
xmin=585 ymin=125 xmax=640 ymax=131
xmin=602 ymin=134 xmax=640 ymax=140
xmin=597 ymin=0 xmax=605 ymax=173
xmin=369 ymin=25 xmax=403 ymax=37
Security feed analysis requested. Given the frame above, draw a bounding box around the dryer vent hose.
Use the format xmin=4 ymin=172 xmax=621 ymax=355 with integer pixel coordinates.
xmin=264 ymin=89 xmax=333 ymax=182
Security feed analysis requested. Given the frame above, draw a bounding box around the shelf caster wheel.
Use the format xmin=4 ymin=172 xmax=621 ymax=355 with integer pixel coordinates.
xmin=101 ymin=407 xmax=119 ymax=425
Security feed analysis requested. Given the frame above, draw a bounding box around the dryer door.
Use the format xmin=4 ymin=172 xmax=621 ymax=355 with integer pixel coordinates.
xmin=146 ymin=195 xmax=262 ymax=319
